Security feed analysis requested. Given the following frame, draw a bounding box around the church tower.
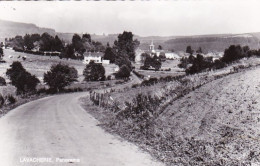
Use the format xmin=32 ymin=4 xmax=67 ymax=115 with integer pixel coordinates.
xmin=149 ymin=40 xmax=155 ymax=51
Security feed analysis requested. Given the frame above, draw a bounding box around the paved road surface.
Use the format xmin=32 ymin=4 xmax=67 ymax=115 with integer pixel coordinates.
xmin=0 ymin=92 xmax=163 ymax=166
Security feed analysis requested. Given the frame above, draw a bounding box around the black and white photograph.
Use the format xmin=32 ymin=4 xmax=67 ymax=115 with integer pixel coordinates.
xmin=0 ymin=0 xmax=260 ymax=165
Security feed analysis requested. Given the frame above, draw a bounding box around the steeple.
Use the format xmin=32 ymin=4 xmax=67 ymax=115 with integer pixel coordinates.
xmin=149 ymin=40 xmax=154 ymax=51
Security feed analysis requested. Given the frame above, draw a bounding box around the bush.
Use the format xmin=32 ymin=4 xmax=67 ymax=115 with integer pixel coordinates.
xmin=131 ymin=84 xmax=139 ymax=88
xmin=6 ymin=61 xmax=40 ymax=94
xmin=0 ymin=77 xmax=6 ymax=86
xmin=7 ymin=95 xmax=16 ymax=104
xmin=213 ymin=59 xmax=226 ymax=69
xmin=141 ymin=77 xmax=158 ymax=86
xmin=0 ymin=94 xmax=5 ymax=107
xmin=117 ymin=93 xmax=161 ymax=136
xmin=44 ymin=63 xmax=78 ymax=92
xmin=115 ymin=65 xmax=131 ymax=79
xmin=83 ymin=61 xmax=105 ymax=81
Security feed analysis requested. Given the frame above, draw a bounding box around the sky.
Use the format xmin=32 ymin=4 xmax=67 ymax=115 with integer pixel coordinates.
xmin=0 ymin=0 xmax=260 ymax=36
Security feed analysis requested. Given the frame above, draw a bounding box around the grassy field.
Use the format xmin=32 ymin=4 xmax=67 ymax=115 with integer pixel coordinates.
xmin=1 ymin=49 xmax=118 ymax=82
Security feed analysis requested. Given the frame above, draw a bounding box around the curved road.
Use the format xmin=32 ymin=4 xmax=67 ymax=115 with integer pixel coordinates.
xmin=0 ymin=92 xmax=163 ymax=166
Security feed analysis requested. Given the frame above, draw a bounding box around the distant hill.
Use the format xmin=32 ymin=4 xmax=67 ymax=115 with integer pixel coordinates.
xmin=0 ymin=19 xmax=56 ymax=41
xmin=161 ymin=33 xmax=260 ymax=52
xmin=1 ymin=19 xmax=260 ymax=53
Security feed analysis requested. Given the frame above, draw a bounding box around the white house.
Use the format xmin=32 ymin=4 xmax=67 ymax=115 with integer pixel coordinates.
xmin=165 ymin=52 xmax=180 ymax=59
xmin=83 ymin=52 xmax=110 ymax=64
xmin=32 ymin=41 xmax=40 ymax=52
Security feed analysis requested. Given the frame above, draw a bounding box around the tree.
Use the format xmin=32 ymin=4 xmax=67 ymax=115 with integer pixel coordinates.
xmin=114 ymin=31 xmax=140 ymax=62
xmin=178 ymin=55 xmax=195 ymax=69
xmin=83 ymin=61 xmax=105 ymax=81
xmin=158 ymin=45 xmax=163 ymax=50
xmin=24 ymin=34 xmax=34 ymax=50
xmin=104 ymin=47 xmax=116 ymax=63
xmin=30 ymin=34 xmax=41 ymax=42
xmin=115 ymin=55 xmax=132 ymax=69
xmin=61 ymin=44 xmax=75 ymax=59
xmin=221 ymin=45 xmax=245 ymax=63
xmin=186 ymin=46 xmax=194 ymax=55
xmin=82 ymin=33 xmax=91 ymax=43
xmin=72 ymin=34 xmax=85 ymax=54
xmin=116 ymin=65 xmax=131 ymax=79
xmin=186 ymin=54 xmax=213 ymax=74
xmin=140 ymin=53 xmax=149 ymax=63
xmin=0 ymin=77 xmax=6 ymax=86
xmin=92 ymin=41 xmax=105 ymax=52
xmin=159 ymin=52 xmax=166 ymax=61
xmin=196 ymin=47 xmax=203 ymax=53
xmin=40 ymin=33 xmax=54 ymax=51
xmin=6 ymin=61 xmax=40 ymax=94
xmin=0 ymin=47 xmax=3 ymax=59
xmin=53 ymin=35 xmax=63 ymax=52
xmin=43 ymin=63 xmax=78 ymax=92
xmin=143 ymin=55 xmax=162 ymax=71
xmin=13 ymin=36 xmax=24 ymax=50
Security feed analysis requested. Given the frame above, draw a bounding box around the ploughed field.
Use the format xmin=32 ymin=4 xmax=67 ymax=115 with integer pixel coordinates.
xmin=158 ymin=66 xmax=260 ymax=165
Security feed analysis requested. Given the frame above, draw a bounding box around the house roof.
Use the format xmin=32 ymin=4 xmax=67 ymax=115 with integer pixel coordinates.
xmin=83 ymin=52 xmax=104 ymax=57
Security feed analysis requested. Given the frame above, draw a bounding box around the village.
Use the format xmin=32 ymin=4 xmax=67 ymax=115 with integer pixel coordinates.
xmin=1 ymin=1 xmax=260 ymax=166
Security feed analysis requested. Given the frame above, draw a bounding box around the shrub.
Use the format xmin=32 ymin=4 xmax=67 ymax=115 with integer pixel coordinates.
xmin=141 ymin=77 xmax=158 ymax=86
xmin=7 ymin=95 xmax=16 ymax=104
xmin=115 ymin=65 xmax=131 ymax=79
xmin=0 ymin=77 xmax=6 ymax=86
xmin=83 ymin=61 xmax=105 ymax=81
xmin=44 ymin=63 xmax=78 ymax=92
xmin=131 ymin=84 xmax=139 ymax=88
xmin=117 ymin=93 xmax=161 ymax=136
xmin=6 ymin=61 xmax=40 ymax=94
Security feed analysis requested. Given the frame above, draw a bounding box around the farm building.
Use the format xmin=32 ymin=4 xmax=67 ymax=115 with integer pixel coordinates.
xmin=83 ymin=52 xmax=110 ymax=64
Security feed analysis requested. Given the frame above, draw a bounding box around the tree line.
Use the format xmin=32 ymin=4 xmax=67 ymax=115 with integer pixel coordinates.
xmin=5 ymin=32 xmax=106 ymax=59
xmin=179 ymin=45 xmax=260 ymax=74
